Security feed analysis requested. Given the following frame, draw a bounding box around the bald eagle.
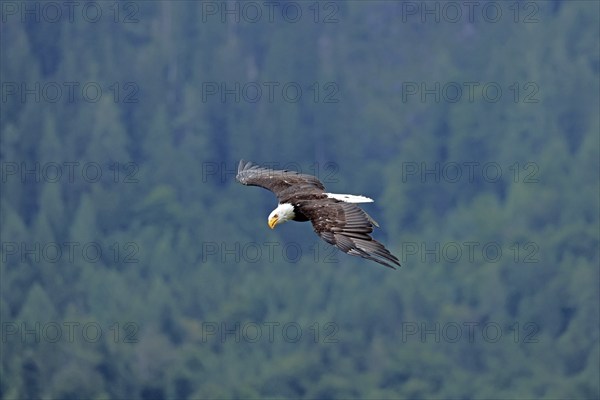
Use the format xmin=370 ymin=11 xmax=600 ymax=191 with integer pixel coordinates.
xmin=236 ymin=160 xmax=400 ymax=269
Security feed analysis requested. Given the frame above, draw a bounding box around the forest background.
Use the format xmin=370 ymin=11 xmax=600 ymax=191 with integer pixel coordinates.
xmin=1 ymin=1 xmax=599 ymax=398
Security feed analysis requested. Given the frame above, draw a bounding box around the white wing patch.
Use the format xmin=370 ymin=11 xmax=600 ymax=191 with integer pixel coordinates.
xmin=326 ymin=193 xmax=374 ymax=203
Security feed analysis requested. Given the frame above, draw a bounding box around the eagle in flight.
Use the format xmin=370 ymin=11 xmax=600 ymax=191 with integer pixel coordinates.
xmin=236 ymin=160 xmax=400 ymax=269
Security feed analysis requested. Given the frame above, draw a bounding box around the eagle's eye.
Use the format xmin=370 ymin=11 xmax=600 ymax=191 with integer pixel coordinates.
xmin=273 ymin=214 xmax=279 ymax=218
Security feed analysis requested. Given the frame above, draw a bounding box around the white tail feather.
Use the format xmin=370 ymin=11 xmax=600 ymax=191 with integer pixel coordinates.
xmin=326 ymin=193 xmax=374 ymax=203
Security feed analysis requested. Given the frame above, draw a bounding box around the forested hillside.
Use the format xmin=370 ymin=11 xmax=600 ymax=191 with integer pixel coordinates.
xmin=1 ymin=1 xmax=598 ymax=398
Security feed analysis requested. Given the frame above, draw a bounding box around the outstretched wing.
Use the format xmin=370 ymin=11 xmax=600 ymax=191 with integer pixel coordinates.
xmin=236 ymin=160 xmax=325 ymax=202
xmin=301 ymin=200 xmax=401 ymax=269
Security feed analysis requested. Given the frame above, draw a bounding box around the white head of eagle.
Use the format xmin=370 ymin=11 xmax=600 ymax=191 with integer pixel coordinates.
xmin=268 ymin=203 xmax=295 ymax=229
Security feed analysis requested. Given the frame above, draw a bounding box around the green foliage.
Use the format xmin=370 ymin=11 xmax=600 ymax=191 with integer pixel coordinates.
xmin=1 ymin=1 xmax=598 ymax=399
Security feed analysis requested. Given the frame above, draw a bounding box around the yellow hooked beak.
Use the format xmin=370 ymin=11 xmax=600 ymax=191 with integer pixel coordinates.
xmin=268 ymin=216 xmax=279 ymax=229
